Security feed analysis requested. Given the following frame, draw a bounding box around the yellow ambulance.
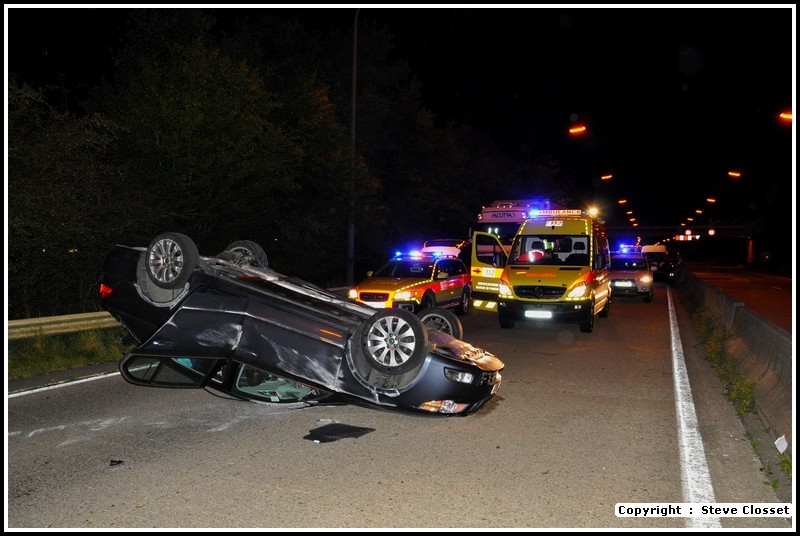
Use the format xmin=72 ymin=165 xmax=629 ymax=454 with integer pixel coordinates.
xmin=471 ymin=208 xmax=612 ymax=332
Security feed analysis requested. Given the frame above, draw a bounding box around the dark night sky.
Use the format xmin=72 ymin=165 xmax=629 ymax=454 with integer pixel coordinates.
xmin=6 ymin=5 xmax=796 ymax=234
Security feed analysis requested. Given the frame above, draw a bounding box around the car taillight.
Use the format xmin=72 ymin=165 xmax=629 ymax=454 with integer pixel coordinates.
xmin=99 ymin=283 xmax=113 ymax=299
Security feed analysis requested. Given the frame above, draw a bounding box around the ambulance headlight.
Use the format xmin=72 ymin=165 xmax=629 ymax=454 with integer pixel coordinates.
xmin=498 ymin=281 xmax=512 ymax=296
xmin=566 ymin=281 xmax=590 ymax=299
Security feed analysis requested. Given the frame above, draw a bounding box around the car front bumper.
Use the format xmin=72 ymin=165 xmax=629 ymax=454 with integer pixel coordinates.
xmin=497 ymin=298 xmax=592 ymax=322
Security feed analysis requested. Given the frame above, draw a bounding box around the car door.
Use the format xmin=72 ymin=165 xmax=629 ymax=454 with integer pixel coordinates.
xmin=431 ymin=259 xmax=453 ymax=306
xmin=469 ymin=232 xmax=509 ymax=312
xmin=436 ymin=259 xmax=468 ymax=306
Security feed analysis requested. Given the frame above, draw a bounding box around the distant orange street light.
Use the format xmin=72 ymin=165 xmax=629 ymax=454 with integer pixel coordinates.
xmin=524 ymin=123 xmax=589 ymax=162
xmin=779 ymin=111 xmax=792 ymax=121
xmin=728 ymin=171 xmax=742 ymax=179
xmin=618 ymin=199 xmax=627 ymax=204
xmin=601 ymin=174 xmax=613 ymax=181
xmin=706 ymin=198 xmax=716 ymax=203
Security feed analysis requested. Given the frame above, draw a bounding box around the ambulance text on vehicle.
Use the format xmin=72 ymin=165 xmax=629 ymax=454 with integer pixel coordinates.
xmin=470 ymin=208 xmax=612 ymax=333
xmin=473 ymin=198 xmax=559 ymax=251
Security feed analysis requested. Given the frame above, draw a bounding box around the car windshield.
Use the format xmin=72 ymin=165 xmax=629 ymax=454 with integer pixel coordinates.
xmin=611 ymin=257 xmax=648 ymax=270
xmin=645 ymin=253 xmax=670 ymax=262
xmin=373 ymin=259 xmax=435 ymax=279
xmin=510 ymin=234 xmax=589 ymax=266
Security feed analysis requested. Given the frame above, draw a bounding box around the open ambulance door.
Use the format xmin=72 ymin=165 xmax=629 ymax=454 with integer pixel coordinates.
xmin=470 ymin=231 xmax=509 ymax=312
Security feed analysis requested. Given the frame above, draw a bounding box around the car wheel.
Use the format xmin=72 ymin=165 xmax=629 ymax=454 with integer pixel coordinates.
xmin=223 ymin=240 xmax=268 ymax=268
xmin=136 ymin=254 xmax=186 ymax=304
xmin=579 ymin=301 xmax=595 ymax=333
xmin=498 ymin=310 xmax=515 ymax=329
xmin=644 ymin=291 xmax=653 ymax=303
xmin=420 ymin=292 xmax=435 ymax=311
xmin=356 ymin=308 xmax=428 ymax=375
xmin=454 ymin=287 xmax=471 ymax=316
xmin=416 ymin=307 xmax=464 ymax=339
xmin=146 ymin=232 xmax=200 ymax=289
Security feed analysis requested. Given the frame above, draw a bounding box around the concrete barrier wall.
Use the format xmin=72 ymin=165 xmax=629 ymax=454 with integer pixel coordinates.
xmin=679 ymin=272 xmax=793 ymax=453
xmin=728 ymin=308 xmax=793 ymax=451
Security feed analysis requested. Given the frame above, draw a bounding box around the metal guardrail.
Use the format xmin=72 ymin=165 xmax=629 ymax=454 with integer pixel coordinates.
xmin=8 ymin=287 xmax=351 ymax=341
xmin=8 ymin=312 xmax=121 ymax=341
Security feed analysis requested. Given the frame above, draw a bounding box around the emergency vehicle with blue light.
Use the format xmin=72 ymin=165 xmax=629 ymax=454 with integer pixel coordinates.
xmin=471 ymin=208 xmax=612 ymax=332
xmin=470 ymin=198 xmax=564 ymax=310
xmin=348 ymin=246 xmax=472 ymax=315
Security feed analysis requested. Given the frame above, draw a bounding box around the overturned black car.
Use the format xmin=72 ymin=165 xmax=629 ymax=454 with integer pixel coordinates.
xmin=99 ymin=232 xmax=504 ymax=416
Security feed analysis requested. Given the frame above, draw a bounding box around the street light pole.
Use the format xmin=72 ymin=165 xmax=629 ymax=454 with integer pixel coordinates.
xmin=347 ymin=8 xmax=360 ymax=286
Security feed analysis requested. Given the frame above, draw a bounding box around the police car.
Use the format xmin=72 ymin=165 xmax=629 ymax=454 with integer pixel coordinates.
xmin=349 ymin=246 xmax=472 ymax=315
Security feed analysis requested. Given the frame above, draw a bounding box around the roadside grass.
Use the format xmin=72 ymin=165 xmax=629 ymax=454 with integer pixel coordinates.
xmin=692 ymin=310 xmax=756 ymax=416
xmin=686 ymin=305 xmax=792 ymax=493
xmin=8 ymin=328 xmax=132 ymax=381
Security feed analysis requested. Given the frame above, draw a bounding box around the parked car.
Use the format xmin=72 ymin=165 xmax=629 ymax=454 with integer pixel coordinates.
xmin=99 ymin=232 xmax=503 ymax=416
xmin=348 ymin=248 xmax=472 ymax=315
xmin=608 ymin=253 xmax=654 ymax=302
xmin=641 ymin=244 xmax=681 ymax=284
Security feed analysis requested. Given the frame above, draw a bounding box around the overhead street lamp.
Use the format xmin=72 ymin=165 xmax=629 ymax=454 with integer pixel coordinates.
xmin=522 ymin=124 xmax=588 ymax=163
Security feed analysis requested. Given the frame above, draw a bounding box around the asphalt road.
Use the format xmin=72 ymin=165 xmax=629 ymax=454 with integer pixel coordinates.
xmin=6 ymin=283 xmax=792 ymax=529
xmin=683 ymin=262 xmax=792 ymax=334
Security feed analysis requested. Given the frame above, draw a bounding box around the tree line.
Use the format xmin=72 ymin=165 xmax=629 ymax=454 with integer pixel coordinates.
xmin=7 ymin=9 xmax=575 ymax=319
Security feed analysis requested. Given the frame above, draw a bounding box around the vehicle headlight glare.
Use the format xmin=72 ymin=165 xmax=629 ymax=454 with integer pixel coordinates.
xmin=348 ymin=289 xmax=358 ymax=299
xmin=567 ymin=281 xmax=589 ymax=298
xmin=498 ymin=281 xmax=511 ymax=296
xmin=418 ymin=400 xmax=470 ymax=414
xmin=445 ymin=368 xmax=474 ymax=384
xmin=394 ymin=291 xmax=412 ymax=300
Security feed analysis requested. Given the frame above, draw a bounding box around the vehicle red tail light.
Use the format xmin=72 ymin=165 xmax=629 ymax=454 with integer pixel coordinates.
xmin=99 ymin=283 xmax=113 ymax=299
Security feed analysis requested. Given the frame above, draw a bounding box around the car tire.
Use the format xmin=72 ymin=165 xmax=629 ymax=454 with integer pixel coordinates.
xmin=355 ymin=308 xmax=428 ymax=375
xmin=420 ymin=292 xmax=435 ymax=311
xmin=579 ymin=302 xmax=595 ymax=333
xmin=498 ymin=310 xmax=515 ymax=329
xmin=455 ymin=287 xmax=471 ymax=316
xmin=644 ymin=291 xmax=653 ymax=303
xmin=136 ymin=253 xmax=186 ymax=304
xmin=416 ymin=307 xmax=464 ymax=339
xmin=145 ymin=232 xmax=200 ymax=289
xmin=223 ymin=240 xmax=268 ymax=268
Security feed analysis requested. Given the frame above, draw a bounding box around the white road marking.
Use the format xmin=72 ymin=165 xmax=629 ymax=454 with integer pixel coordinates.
xmin=8 ymin=371 xmax=121 ymax=399
xmin=668 ymin=287 xmax=721 ymax=528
